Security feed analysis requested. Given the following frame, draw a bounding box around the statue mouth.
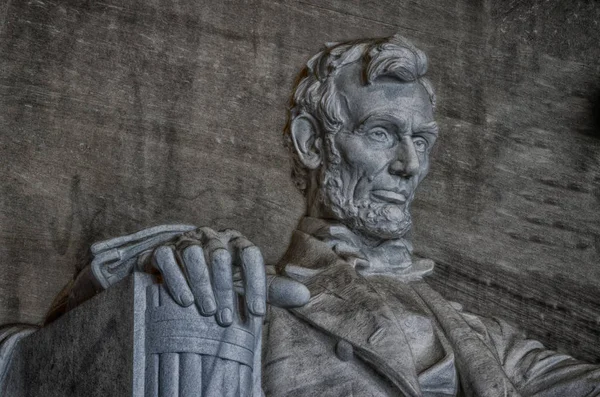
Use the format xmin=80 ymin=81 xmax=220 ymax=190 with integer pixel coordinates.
xmin=371 ymin=190 xmax=408 ymax=205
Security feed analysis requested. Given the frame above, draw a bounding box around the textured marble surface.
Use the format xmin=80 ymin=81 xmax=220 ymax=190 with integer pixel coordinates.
xmin=2 ymin=273 xmax=151 ymax=397
xmin=0 ymin=0 xmax=599 ymax=361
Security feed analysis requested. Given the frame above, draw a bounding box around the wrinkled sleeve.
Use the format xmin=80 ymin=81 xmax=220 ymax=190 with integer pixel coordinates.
xmin=0 ymin=325 xmax=38 ymax=389
xmin=461 ymin=311 xmax=600 ymax=397
xmin=46 ymin=224 xmax=196 ymax=322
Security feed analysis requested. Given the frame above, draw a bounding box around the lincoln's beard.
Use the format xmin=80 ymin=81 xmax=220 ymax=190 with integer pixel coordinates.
xmin=318 ymin=161 xmax=413 ymax=240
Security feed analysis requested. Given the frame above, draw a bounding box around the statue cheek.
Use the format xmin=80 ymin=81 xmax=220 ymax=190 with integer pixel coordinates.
xmin=341 ymin=147 xmax=387 ymax=176
xmin=352 ymin=174 xmax=374 ymax=200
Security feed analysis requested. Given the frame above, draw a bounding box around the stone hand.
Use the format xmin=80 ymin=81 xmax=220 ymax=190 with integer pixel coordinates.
xmin=146 ymin=227 xmax=309 ymax=396
xmin=150 ymin=226 xmax=310 ymax=323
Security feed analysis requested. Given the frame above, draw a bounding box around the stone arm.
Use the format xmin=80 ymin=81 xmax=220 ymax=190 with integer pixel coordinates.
xmin=462 ymin=311 xmax=600 ymax=396
xmin=2 ymin=224 xmax=308 ymax=397
xmin=1 ymin=225 xmax=197 ymax=388
xmin=46 ymin=224 xmax=198 ymax=322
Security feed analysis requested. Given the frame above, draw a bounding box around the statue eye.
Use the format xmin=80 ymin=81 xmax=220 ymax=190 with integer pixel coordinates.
xmin=367 ymin=128 xmax=391 ymax=143
xmin=412 ymin=137 xmax=428 ymax=153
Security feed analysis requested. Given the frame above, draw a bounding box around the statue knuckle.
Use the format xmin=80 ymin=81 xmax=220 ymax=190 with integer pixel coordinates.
xmin=212 ymin=249 xmax=232 ymax=268
xmin=198 ymin=226 xmax=218 ymax=240
xmin=220 ymin=228 xmax=243 ymax=237
xmin=182 ymin=244 xmax=203 ymax=258
xmin=153 ymin=245 xmax=172 ymax=260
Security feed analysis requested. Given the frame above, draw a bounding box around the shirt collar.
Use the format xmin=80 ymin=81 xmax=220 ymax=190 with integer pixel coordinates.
xmin=291 ymin=217 xmax=434 ymax=282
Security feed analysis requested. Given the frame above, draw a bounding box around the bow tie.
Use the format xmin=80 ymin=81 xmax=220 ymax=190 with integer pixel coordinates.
xmin=298 ymin=217 xmax=433 ymax=281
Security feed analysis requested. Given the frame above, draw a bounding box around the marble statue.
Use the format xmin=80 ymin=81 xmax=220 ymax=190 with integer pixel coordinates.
xmin=2 ymin=34 xmax=600 ymax=397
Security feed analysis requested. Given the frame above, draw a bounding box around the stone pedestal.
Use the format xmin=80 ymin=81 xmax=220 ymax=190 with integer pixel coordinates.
xmin=3 ymin=273 xmax=152 ymax=397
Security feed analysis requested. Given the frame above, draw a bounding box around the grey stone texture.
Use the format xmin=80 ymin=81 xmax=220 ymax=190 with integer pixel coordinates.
xmin=5 ymin=222 xmax=600 ymax=396
xmin=1 ymin=272 xmax=263 ymax=396
xmin=2 ymin=273 xmax=152 ymax=397
xmin=264 ymin=221 xmax=600 ymax=396
xmin=145 ymin=276 xmax=258 ymax=397
xmin=1 ymin=33 xmax=596 ymax=397
xmin=2 ymin=26 xmax=600 ymax=395
xmin=1 ymin=0 xmax=600 ymax=368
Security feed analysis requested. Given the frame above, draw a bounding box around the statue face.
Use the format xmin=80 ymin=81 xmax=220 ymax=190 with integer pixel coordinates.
xmin=319 ymin=64 xmax=438 ymax=240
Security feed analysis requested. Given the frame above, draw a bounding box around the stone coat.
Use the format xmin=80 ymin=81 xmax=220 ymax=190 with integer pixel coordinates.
xmin=262 ymin=228 xmax=600 ymax=397
xmin=2 ymin=223 xmax=600 ymax=396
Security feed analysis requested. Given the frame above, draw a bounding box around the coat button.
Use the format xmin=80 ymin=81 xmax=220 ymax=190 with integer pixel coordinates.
xmin=335 ymin=339 xmax=353 ymax=361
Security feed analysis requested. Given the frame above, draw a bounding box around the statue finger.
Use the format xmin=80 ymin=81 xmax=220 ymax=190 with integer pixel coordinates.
xmin=206 ymin=240 xmax=234 ymax=326
xmin=152 ymin=246 xmax=194 ymax=307
xmin=182 ymin=245 xmax=217 ymax=316
xmin=197 ymin=226 xmax=223 ymax=246
xmin=266 ymin=275 xmax=310 ymax=309
xmin=231 ymin=237 xmax=266 ymax=317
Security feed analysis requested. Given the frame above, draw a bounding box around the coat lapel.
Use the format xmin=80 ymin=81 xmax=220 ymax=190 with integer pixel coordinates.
xmin=280 ymin=231 xmax=423 ymax=397
xmin=412 ymin=281 xmax=522 ymax=397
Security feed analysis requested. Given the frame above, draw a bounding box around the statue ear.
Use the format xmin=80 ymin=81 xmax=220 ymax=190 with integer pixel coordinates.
xmin=290 ymin=114 xmax=322 ymax=170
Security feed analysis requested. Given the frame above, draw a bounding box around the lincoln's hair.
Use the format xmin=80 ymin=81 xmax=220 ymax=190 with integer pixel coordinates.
xmin=284 ymin=34 xmax=436 ymax=194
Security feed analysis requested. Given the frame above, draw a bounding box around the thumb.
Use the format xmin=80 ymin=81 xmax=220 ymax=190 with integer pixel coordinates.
xmin=266 ymin=275 xmax=310 ymax=308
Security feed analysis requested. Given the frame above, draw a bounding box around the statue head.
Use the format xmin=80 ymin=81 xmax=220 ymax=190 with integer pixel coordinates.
xmin=285 ymin=34 xmax=438 ymax=241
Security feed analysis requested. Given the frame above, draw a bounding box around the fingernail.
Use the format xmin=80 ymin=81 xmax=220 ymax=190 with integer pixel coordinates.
xmin=201 ymin=298 xmax=217 ymax=314
xmin=219 ymin=308 xmax=233 ymax=324
xmin=180 ymin=291 xmax=194 ymax=306
xmin=252 ymin=300 xmax=266 ymax=315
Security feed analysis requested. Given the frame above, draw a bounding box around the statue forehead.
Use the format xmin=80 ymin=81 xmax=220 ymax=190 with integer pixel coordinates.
xmin=332 ymin=63 xmax=433 ymax=128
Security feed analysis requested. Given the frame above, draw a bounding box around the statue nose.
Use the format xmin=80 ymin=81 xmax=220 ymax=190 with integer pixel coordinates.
xmin=389 ymin=138 xmax=419 ymax=177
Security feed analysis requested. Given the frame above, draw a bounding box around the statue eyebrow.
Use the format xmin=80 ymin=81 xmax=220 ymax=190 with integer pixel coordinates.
xmin=413 ymin=121 xmax=439 ymax=136
xmin=355 ymin=114 xmax=438 ymax=137
xmin=356 ymin=113 xmax=408 ymax=130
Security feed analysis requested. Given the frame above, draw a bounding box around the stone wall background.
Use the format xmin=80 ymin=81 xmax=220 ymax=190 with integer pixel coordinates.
xmin=1 ymin=0 xmax=599 ymax=361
